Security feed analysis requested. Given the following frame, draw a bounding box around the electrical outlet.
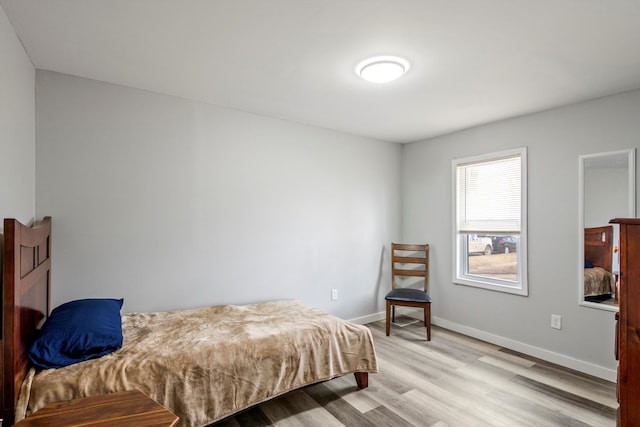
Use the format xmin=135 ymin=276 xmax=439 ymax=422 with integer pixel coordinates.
xmin=331 ymin=289 xmax=338 ymax=301
xmin=551 ymin=314 xmax=562 ymax=330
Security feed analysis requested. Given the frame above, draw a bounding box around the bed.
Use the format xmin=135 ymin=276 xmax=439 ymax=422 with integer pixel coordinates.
xmin=1 ymin=217 xmax=378 ymax=426
xmin=584 ymin=225 xmax=617 ymax=302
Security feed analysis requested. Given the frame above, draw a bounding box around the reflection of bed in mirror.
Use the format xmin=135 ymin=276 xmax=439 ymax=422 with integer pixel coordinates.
xmin=584 ymin=225 xmax=616 ymax=302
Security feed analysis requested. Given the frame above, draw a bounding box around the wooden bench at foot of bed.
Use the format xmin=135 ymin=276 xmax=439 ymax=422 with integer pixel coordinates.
xmin=13 ymin=389 xmax=179 ymax=427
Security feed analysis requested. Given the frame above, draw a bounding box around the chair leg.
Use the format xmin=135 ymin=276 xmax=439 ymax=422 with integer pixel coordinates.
xmin=425 ymin=304 xmax=431 ymax=341
xmin=385 ymin=300 xmax=391 ymax=336
xmin=392 ymin=305 xmax=395 ymax=323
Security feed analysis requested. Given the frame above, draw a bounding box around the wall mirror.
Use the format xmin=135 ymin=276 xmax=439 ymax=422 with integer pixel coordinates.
xmin=579 ymin=149 xmax=635 ymax=311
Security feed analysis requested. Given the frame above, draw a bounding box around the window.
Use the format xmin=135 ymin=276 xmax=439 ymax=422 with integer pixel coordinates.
xmin=453 ymin=148 xmax=527 ymax=295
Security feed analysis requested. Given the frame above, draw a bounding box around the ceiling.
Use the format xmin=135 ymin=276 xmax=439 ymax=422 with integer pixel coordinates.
xmin=2 ymin=0 xmax=640 ymax=143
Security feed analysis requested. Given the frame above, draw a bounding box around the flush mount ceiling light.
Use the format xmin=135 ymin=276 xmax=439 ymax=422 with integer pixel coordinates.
xmin=356 ymin=56 xmax=410 ymax=83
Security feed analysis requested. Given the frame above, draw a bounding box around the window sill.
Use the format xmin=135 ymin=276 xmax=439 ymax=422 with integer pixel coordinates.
xmin=453 ymin=277 xmax=528 ymax=296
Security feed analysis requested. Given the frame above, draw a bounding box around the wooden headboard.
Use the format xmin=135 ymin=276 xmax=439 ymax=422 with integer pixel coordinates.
xmin=1 ymin=217 xmax=51 ymax=425
xmin=584 ymin=225 xmax=613 ymax=271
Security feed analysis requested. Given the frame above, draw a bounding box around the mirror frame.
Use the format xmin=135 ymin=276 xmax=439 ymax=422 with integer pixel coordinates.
xmin=578 ymin=148 xmax=635 ymax=311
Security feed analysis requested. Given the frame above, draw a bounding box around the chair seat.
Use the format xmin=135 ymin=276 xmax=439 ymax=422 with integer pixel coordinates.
xmin=385 ymin=288 xmax=432 ymax=303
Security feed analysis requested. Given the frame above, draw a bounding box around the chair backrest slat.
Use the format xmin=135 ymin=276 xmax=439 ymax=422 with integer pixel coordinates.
xmin=394 ymin=256 xmax=426 ymax=264
xmin=391 ymin=243 xmax=429 ymax=292
xmin=394 ymin=269 xmax=426 ymax=277
xmin=393 ymin=244 xmax=425 ymax=251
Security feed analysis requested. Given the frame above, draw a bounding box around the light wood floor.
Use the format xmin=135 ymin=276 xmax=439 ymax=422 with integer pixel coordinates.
xmin=214 ymin=317 xmax=617 ymax=427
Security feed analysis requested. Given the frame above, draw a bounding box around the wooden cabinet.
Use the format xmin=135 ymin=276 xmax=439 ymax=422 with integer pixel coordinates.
xmin=610 ymin=218 xmax=640 ymax=427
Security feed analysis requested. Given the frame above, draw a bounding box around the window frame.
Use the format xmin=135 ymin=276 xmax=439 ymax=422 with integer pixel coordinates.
xmin=452 ymin=147 xmax=528 ymax=296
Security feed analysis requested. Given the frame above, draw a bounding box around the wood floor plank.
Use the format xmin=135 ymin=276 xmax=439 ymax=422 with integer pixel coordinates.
xmin=214 ymin=406 xmax=272 ymax=427
xmin=403 ymin=388 xmax=495 ymax=426
xmin=361 ymin=405 xmax=416 ymax=427
xmin=321 ymin=374 xmax=381 ymax=413
xmin=447 ymin=361 xmax=549 ymax=426
xmin=512 ymin=375 xmax=617 ymax=418
xmin=373 ymin=335 xmax=465 ymax=377
xmin=464 ymin=359 xmax=615 ymax=427
xmin=260 ymin=389 xmax=344 ymax=427
xmin=486 ymin=347 xmax=537 ymax=368
xmin=303 ymin=382 xmax=377 ymax=427
xmin=349 ymin=374 xmax=442 ymax=426
xmin=526 ymin=360 xmax=617 ymax=403
xmin=479 ymin=355 xmax=617 ymax=408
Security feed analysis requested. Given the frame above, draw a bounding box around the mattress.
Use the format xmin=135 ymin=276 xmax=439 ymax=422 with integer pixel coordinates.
xmin=16 ymin=300 xmax=378 ymax=426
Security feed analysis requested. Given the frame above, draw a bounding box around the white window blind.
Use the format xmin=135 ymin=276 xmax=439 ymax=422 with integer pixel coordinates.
xmin=456 ymin=155 xmax=521 ymax=235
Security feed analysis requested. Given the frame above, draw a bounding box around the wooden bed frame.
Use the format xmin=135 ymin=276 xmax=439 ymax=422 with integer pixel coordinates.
xmin=1 ymin=217 xmax=52 ymax=425
xmin=584 ymin=225 xmax=613 ymax=271
xmin=1 ymin=217 xmax=370 ymax=425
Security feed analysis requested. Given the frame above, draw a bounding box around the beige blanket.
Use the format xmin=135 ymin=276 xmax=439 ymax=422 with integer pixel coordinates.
xmin=17 ymin=300 xmax=378 ymax=426
xmin=584 ymin=267 xmax=615 ymax=297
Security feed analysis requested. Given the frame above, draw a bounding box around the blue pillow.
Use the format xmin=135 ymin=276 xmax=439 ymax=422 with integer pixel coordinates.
xmin=28 ymin=298 xmax=124 ymax=369
xmin=585 ymin=260 xmax=594 ymax=268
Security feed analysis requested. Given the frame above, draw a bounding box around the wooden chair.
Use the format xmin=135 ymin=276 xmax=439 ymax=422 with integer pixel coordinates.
xmin=385 ymin=243 xmax=431 ymax=340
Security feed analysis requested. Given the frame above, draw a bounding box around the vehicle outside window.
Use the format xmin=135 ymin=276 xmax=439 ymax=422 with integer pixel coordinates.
xmin=491 ymin=235 xmax=518 ymax=254
xmin=468 ymin=235 xmax=493 ymax=255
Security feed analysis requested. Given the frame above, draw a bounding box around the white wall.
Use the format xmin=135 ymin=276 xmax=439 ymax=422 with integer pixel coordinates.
xmin=0 ymin=5 xmax=35 ymax=230
xmin=402 ymin=90 xmax=640 ymax=379
xmin=35 ymin=70 xmax=401 ymax=320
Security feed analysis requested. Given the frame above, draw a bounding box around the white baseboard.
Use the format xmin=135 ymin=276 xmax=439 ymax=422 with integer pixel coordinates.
xmin=349 ymin=311 xmax=385 ymax=325
xmin=350 ymin=309 xmax=616 ymax=382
